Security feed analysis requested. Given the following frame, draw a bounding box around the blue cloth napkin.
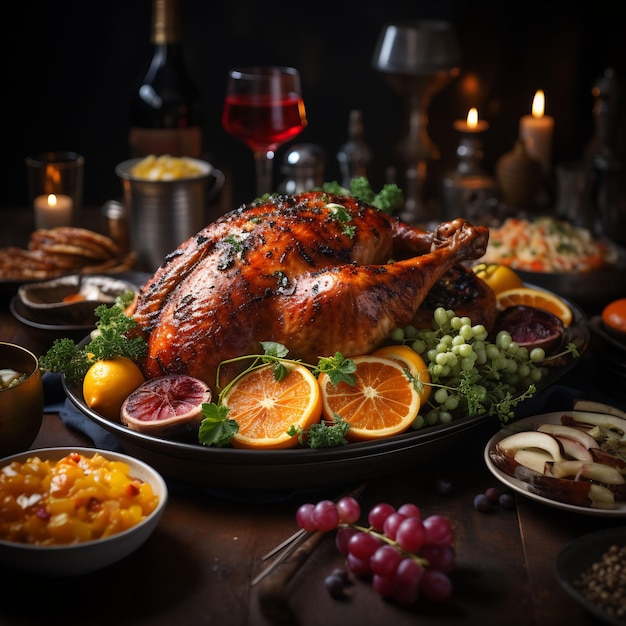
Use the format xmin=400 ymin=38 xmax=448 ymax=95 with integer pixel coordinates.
xmin=43 ymin=371 xmax=124 ymax=452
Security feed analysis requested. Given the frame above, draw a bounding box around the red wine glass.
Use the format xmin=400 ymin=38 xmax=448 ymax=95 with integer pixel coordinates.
xmin=222 ymin=66 xmax=307 ymax=196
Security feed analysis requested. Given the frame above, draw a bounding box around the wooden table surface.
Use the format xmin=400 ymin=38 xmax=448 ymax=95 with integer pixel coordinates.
xmin=1 ymin=206 xmax=624 ymax=625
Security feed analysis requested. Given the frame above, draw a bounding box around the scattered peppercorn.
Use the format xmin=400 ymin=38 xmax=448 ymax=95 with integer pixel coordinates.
xmin=574 ymin=544 xmax=626 ymax=620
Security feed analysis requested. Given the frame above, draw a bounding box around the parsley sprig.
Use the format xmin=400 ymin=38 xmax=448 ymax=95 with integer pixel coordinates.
xmin=322 ymin=177 xmax=403 ymax=214
xmin=197 ymin=342 xmax=356 ymax=448
xmin=39 ymin=291 xmax=146 ymax=383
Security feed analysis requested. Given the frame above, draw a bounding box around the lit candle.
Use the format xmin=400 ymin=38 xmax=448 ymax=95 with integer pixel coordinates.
xmin=453 ymin=107 xmax=489 ymax=133
xmin=34 ymin=193 xmax=73 ymax=229
xmin=519 ymin=90 xmax=554 ymax=174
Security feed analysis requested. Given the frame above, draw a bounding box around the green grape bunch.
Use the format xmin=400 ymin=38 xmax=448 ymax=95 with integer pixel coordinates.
xmin=389 ymin=307 xmax=578 ymax=427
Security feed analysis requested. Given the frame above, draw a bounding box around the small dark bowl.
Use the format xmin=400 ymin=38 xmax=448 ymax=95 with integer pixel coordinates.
xmin=0 ymin=343 xmax=43 ymax=456
xmin=556 ymin=526 xmax=626 ymax=626
xmin=516 ymin=261 xmax=626 ymax=311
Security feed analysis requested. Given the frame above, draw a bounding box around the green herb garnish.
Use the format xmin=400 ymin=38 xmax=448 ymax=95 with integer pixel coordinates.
xmin=287 ymin=415 xmax=351 ymax=448
xmin=39 ymin=290 xmax=146 ymax=383
xmin=322 ymin=177 xmax=403 ymax=213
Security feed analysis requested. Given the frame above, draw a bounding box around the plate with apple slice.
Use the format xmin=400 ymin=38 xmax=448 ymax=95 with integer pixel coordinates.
xmin=484 ymin=408 xmax=626 ymax=517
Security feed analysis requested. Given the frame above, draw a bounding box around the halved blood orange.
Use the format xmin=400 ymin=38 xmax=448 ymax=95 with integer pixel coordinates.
xmin=120 ymin=374 xmax=211 ymax=438
xmin=495 ymin=287 xmax=573 ymax=327
xmin=224 ymin=363 xmax=322 ymax=450
xmin=371 ymin=344 xmax=431 ymax=404
xmin=318 ymin=355 xmax=421 ymax=442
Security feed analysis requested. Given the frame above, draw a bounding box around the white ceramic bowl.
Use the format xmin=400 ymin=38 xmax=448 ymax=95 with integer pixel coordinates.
xmin=0 ymin=447 xmax=168 ymax=576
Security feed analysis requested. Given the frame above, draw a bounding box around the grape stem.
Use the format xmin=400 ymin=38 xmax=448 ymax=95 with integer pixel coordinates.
xmin=342 ymin=522 xmax=429 ymax=567
xmin=253 ymin=482 xmax=368 ymax=587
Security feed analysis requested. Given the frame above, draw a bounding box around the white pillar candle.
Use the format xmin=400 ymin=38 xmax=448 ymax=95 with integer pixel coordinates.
xmin=34 ymin=193 xmax=73 ymax=229
xmin=519 ymin=90 xmax=554 ymax=174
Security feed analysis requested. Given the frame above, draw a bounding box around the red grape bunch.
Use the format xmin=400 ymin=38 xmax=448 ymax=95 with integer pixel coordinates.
xmin=295 ymin=497 xmax=455 ymax=607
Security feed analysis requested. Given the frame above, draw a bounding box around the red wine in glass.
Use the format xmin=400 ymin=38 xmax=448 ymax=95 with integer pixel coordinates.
xmin=222 ymin=94 xmax=306 ymax=153
xmin=222 ymin=66 xmax=307 ymax=196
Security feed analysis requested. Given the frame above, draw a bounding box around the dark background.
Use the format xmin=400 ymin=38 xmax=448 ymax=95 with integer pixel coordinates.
xmin=3 ymin=0 xmax=625 ymax=217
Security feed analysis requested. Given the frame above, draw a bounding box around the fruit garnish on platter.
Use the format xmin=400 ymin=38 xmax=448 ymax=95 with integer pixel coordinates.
xmin=221 ymin=362 xmax=322 ymax=450
xmin=83 ymin=356 xmax=145 ymax=421
xmin=121 ymin=374 xmax=212 ymax=439
xmin=472 ymin=262 xmax=524 ymax=295
xmin=495 ymin=286 xmax=572 ymax=327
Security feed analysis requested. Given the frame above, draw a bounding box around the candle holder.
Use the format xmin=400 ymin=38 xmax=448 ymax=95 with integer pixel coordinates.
xmin=440 ymin=131 xmax=499 ymax=223
xmin=372 ymin=20 xmax=460 ymax=224
xmin=25 ymin=151 xmax=84 ymax=229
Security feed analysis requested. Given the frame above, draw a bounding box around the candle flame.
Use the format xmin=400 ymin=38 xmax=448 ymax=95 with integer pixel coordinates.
xmin=45 ymin=164 xmax=61 ymax=193
xmin=532 ymin=90 xmax=545 ymax=118
xmin=466 ymin=107 xmax=479 ymax=129
xmin=47 ymin=194 xmax=58 ymax=207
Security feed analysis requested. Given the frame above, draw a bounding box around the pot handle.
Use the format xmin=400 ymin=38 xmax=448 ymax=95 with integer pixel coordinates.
xmin=206 ymin=168 xmax=225 ymax=203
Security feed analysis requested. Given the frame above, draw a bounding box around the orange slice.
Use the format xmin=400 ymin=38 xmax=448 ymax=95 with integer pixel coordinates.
xmin=318 ymin=355 xmax=421 ymax=442
xmin=496 ymin=287 xmax=573 ymax=328
xmin=224 ymin=363 xmax=322 ymax=450
xmin=371 ymin=344 xmax=431 ymax=404
xmin=472 ymin=262 xmax=524 ymax=295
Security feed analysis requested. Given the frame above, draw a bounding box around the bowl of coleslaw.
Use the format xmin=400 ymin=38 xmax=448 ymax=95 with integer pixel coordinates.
xmin=479 ymin=217 xmax=626 ymax=308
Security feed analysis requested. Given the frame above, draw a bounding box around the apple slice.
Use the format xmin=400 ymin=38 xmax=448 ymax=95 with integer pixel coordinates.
xmin=537 ymin=423 xmax=599 ymax=449
xmin=554 ymin=437 xmax=594 ymax=462
xmin=573 ymin=399 xmax=626 ymax=421
xmin=591 ymin=448 xmax=626 ymax=472
xmin=514 ymin=448 xmax=552 ymax=474
xmin=566 ymin=411 xmax=626 ymax=441
xmin=514 ymin=465 xmax=616 ymax=509
xmin=548 ymin=460 xmax=625 ymax=484
xmin=496 ymin=430 xmax=565 ymax=461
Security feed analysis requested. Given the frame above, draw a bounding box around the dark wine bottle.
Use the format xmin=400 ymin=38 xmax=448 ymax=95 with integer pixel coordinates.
xmin=336 ymin=109 xmax=371 ymax=188
xmin=128 ymin=0 xmax=202 ymax=158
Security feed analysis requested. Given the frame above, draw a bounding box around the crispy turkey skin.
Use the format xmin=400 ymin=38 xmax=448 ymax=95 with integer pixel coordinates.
xmin=127 ymin=191 xmax=489 ymax=394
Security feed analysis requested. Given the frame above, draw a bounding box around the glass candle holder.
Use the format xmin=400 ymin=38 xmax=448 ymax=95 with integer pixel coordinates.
xmin=25 ymin=151 xmax=84 ymax=229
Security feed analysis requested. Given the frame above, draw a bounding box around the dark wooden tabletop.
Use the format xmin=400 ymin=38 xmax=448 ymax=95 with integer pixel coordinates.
xmin=1 ymin=206 xmax=622 ymax=625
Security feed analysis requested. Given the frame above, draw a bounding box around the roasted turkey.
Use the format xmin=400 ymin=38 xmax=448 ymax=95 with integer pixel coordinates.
xmin=127 ymin=191 xmax=490 ymax=395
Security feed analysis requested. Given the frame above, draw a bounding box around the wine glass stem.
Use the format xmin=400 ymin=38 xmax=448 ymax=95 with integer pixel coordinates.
xmin=254 ymin=150 xmax=275 ymax=196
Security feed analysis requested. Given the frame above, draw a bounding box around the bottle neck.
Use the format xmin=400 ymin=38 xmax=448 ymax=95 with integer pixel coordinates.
xmin=152 ymin=0 xmax=181 ymax=45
